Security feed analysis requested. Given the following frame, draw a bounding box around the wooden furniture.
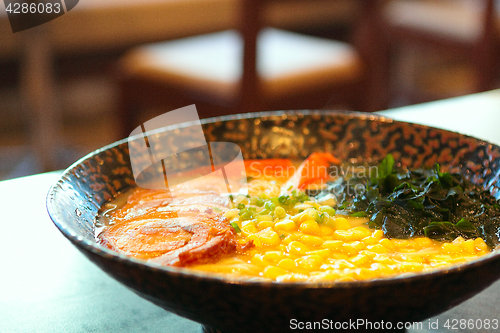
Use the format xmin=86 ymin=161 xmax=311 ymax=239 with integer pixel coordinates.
xmin=115 ymin=0 xmax=386 ymax=138
xmin=0 ymin=0 xmax=359 ymax=60
xmin=382 ymin=0 xmax=500 ymax=103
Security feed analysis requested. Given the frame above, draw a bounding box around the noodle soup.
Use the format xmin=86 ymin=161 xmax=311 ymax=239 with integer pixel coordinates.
xmin=96 ymin=154 xmax=497 ymax=282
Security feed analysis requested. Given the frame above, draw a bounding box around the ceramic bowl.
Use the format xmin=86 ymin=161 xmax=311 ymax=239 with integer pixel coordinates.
xmin=47 ymin=111 xmax=500 ymax=333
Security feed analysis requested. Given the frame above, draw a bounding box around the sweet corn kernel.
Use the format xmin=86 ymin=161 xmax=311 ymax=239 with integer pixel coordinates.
xmin=299 ymin=220 xmax=321 ymax=235
xmin=319 ymin=225 xmax=334 ymax=236
xmin=274 ymin=219 xmax=297 ymax=232
xmin=366 ymin=244 xmax=389 ymax=254
xmin=241 ymin=220 xmax=255 ymax=227
xmin=414 ymin=237 xmax=432 ymax=247
xmin=474 ymin=238 xmax=488 ymax=252
xmin=329 ymin=253 xmax=349 ymax=260
xmin=307 ymin=249 xmax=331 ymax=258
xmin=322 ymin=240 xmax=343 ymax=250
xmin=371 ymin=229 xmax=384 ymax=240
xmin=251 ymin=254 xmax=266 ymax=266
xmin=404 ymin=255 xmax=423 ymax=263
xmin=370 ymin=263 xmax=392 ymax=275
xmin=333 ymin=228 xmax=370 ymax=242
xmin=277 ymin=258 xmax=296 ymax=270
xmin=255 ymin=227 xmax=281 ymax=246
xmin=241 ymin=224 xmax=258 ymax=235
xmin=281 ymin=233 xmax=300 ymax=245
xmin=461 ymin=239 xmax=476 ymax=254
xmin=442 ymin=243 xmax=462 ymax=254
xmin=328 ymin=217 xmax=351 ymax=230
xmin=335 ymin=260 xmax=356 ymax=269
xmin=358 ymin=250 xmax=376 ymax=259
xmin=333 ymin=229 xmax=353 ymax=241
xmin=342 ymin=241 xmax=365 ymax=255
xmin=264 ymin=251 xmax=284 ymax=263
xmin=224 ymin=209 xmax=239 ymax=219
xmin=393 ymin=239 xmax=411 ymax=249
xmin=288 ymin=241 xmax=310 ymax=255
xmin=379 ymin=238 xmax=395 ymax=250
xmin=398 ymin=248 xmax=417 ymax=253
xmin=372 ymin=255 xmax=395 ymax=265
xmin=291 ymin=208 xmax=317 ymax=224
xmin=351 ymin=227 xmax=372 ymax=240
xmin=295 ymin=255 xmax=324 ymax=270
xmin=247 ymin=234 xmax=261 ymax=247
xmin=263 ymin=266 xmax=289 ymax=279
xmin=362 ymin=236 xmax=379 ymax=245
xmin=257 ymin=221 xmax=275 ymax=230
xmin=350 ymin=254 xmax=370 ymax=266
xmin=300 ymin=235 xmax=324 ymax=246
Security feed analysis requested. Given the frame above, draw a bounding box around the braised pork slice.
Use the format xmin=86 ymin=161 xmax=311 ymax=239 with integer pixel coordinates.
xmin=98 ymin=187 xmax=243 ymax=267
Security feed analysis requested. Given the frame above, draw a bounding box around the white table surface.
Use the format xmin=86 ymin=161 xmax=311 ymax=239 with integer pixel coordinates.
xmin=377 ymin=89 xmax=500 ymax=146
xmin=1 ymin=90 xmax=500 ymax=332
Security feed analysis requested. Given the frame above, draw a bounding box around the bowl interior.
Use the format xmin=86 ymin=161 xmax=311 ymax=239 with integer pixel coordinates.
xmin=46 ymin=111 xmax=500 ymax=331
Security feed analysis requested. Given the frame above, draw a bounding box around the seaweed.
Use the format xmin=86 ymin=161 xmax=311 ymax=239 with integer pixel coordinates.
xmin=330 ymin=155 xmax=500 ymax=247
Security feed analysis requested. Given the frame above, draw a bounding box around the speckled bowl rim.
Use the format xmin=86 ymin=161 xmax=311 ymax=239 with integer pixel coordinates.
xmin=47 ymin=110 xmax=500 ymax=290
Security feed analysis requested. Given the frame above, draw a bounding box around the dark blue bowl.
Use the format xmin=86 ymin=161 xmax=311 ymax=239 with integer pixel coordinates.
xmin=47 ymin=111 xmax=500 ymax=332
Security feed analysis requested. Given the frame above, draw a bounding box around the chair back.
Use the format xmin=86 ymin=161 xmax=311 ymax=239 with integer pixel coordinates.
xmin=237 ymin=0 xmax=379 ymax=111
xmin=240 ymin=0 xmax=262 ymax=111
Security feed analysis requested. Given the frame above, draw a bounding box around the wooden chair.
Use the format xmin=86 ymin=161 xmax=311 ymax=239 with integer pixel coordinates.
xmin=382 ymin=0 xmax=500 ymax=103
xmin=115 ymin=0 xmax=386 ymax=138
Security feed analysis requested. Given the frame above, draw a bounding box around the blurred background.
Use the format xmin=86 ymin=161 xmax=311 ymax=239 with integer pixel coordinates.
xmin=0 ymin=0 xmax=499 ymax=180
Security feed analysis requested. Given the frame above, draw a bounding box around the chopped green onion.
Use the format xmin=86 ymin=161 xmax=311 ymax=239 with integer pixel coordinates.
xmin=318 ymin=212 xmax=330 ymax=224
xmin=278 ymin=195 xmax=288 ymax=203
xmin=237 ymin=203 xmax=245 ymax=210
xmin=256 ymin=209 xmax=271 ymax=216
xmin=305 ymin=208 xmax=319 ymax=222
xmin=230 ymin=222 xmax=241 ymax=233
xmin=270 ymin=197 xmax=280 ymax=205
xmin=274 ymin=206 xmax=286 ymax=219
xmin=264 ymin=201 xmax=276 ymax=211
xmin=319 ymin=206 xmax=336 ymax=216
xmin=259 ymin=193 xmax=270 ymax=200
xmin=239 ymin=211 xmax=253 ymax=220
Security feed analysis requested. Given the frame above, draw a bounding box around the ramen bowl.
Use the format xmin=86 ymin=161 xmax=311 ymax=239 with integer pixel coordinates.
xmin=47 ymin=111 xmax=500 ymax=332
